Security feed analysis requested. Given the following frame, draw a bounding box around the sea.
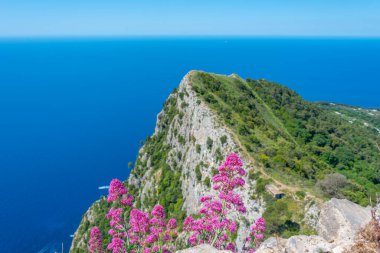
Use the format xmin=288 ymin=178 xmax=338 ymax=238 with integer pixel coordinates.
xmin=0 ymin=37 xmax=379 ymax=253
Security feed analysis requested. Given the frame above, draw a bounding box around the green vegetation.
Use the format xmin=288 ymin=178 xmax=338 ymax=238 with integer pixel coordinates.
xmin=204 ymin=176 xmax=211 ymax=188
xmin=195 ymin=164 xmax=202 ymax=181
xmin=196 ymin=144 xmax=201 ymax=154
xmin=157 ymin=167 xmax=186 ymax=222
xmin=207 ymin=137 xmax=213 ymax=150
xmin=261 ymin=192 xmax=316 ymax=238
xmin=220 ymin=135 xmax=227 ymax=145
xmin=191 ymin=72 xmax=380 ymax=206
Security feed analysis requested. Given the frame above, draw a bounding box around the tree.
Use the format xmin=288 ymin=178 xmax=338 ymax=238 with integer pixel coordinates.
xmin=317 ymin=173 xmax=348 ymax=197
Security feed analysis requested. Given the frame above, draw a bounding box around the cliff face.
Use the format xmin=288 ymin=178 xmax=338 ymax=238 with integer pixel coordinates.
xmin=128 ymin=71 xmax=264 ymax=247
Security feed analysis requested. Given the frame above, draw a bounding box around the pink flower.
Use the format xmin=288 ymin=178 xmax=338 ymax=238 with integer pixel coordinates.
xmin=183 ymin=153 xmax=253 ymax=251
xmin=183 ymin=216 xmax=194 ymax=231
xmin=245 ymin=217 xmax=266 ymax=252
xmin=129 ymin=209 xmax=150 ymax=234
xmin=200 ymin=195 xmax=213 ymax=203
xmin=167 ymin=218 xmax=177 ymax=229
xmin=88 ymin=227 xmax=104 ymax=253
xmin=107 ymin=237 xmax=125 ymax=253
xmin=143 ymin=247 xmax=151 ymax=253
xmin=120 ymin=194 xmax=134 ymax=206
xmin=144 ymin=233 xmax=159 ymax=244
xmin=151 ymin=204 xmax=165 ymax=219
xmin=188 ymin=234 xmax=198 ymax=246
xmin=107 ymin=179 xmax=127 ymax=203
xmin=254 ymin=217 xmax=266 ymax=232
xmin=226 ymin=242 xmax=236 ymax=252
xmin=107 ymin=208 xmax=123 ymax=229
xmin=227 ymin=221 xmax=237 ymax=233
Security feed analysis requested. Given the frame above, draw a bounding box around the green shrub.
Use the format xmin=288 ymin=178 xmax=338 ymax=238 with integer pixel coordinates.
xmin=204 ymin=177 xmax=211 ymax=188
xmin=195 ymin=164 xmax=202 ymax=181
xmin=207 ymin=137 xmax=213 ymax=150
xmin=220 ymin=135 xmax=227 ymax=145
xmin=196 ymin=144 xmax=201 ymax=154
xmin=295 ymin=191 xmax=306 ymax=199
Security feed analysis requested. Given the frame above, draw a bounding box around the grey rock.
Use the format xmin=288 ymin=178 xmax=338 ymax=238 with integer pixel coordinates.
xmin=175 ymin=244 xmax=230 ymax=253
xmin=256 ymin=236 xmax=332 ymax=253
xmin=317 ymin=198 xmax=371 ymax=243
xmin=257 ymin=198 xmax=372 ymax=253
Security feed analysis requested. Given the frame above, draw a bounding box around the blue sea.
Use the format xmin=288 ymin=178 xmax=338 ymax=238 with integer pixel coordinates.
xmin=0 ymin=37 xmax=379 ymax=253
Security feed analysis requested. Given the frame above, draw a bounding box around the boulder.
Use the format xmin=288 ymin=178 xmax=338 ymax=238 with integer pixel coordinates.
xmin=257 ymin=198 xmax=372 ymax=253
xmin=317 ymin=198 xmax=371 ymax=243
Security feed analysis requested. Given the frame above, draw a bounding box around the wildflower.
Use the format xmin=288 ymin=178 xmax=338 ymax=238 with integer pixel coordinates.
xmin=184 ymin=153 xmax=248 ymax=250
xmin=129 ymin=209 xmax=150 ymax=234
xmin=167 ymin=218 xmax=177 ymax=229
xmin=143 ymin=247 xmax=151 ymax=253
xmin=107 ymin=179 xmax=127 ymax=203
xmin=107 ymin=208 xmax=123 ymax=229
xmin=226 ymin=242 xmax=236 ymax=252
xmin=107 ymin=237 xmax=125 ymax=253
xmin=151 ymin=204 xmax=165 ymax=219
xmin=120 ymin=194 xmax=134 ymax=206
xmin=244 ymin=217 xmax=266 ymax=252
xmin=88 ymin=227 xmax=104 ymax=253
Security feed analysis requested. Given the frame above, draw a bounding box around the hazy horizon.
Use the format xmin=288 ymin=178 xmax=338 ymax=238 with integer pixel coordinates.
xmin=1 ymin=0 xmax=379 ymax=38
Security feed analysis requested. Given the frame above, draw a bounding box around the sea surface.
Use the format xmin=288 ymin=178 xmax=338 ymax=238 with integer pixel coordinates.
xmin=0 ymin=37 xmax=379 ymax=253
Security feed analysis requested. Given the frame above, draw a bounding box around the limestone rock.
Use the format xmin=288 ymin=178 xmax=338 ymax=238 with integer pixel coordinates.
xmin=317 ymin=198 xmax=371 ymax=243
xmin=257 ymin=198 xmax=372 ymax=253
xmin=175 ymin=244 xmax=230 ymax=253
xmin=256 ymin=236 xmax=332 ymax=253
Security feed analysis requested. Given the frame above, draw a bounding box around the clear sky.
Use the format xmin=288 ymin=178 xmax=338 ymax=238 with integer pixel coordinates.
xmin=0 ymin=0 xmax=379 ymax=37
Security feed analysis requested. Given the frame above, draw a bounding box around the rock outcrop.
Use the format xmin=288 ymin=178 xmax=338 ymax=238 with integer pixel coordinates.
xmin=317 ymin=198 xmax=371 ymax=243
xmin=256 ymin=198 xmax=372 ymax=253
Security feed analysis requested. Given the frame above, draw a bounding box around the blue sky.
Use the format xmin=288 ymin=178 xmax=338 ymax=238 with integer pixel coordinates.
xmin=0 ymin=0 xmax=379 ymax=37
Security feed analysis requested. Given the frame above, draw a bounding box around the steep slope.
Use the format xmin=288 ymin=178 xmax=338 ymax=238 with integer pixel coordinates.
xmin=70 ymin=71 xmax=380 ymax=252
xmin=190 ymin=72 xmax=380 ymax=205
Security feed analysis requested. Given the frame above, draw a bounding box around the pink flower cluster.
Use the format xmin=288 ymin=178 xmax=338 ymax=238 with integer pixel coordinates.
xmin=243 ymin=217 xmax=266 ymax=252
xmin=125 ymin=204 xmax=177 ymax=253
xmin=88 ymin=226 xmax=105 ymax=253
xmin=183 ymin=153 xmax=252 ymax=252
xmin=107 ymin=179 xmax=134 ymax=206
xmin=213 ymin=153 xmax=247 ymax=213
xmin=88 ymin=153 xmax=266 ymax=253
xmin=104 ymin=179 xmax=178 ymax=253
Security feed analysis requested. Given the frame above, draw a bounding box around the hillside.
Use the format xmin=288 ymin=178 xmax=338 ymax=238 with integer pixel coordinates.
xmin=70 ymin=71 xmax=380 ymax=252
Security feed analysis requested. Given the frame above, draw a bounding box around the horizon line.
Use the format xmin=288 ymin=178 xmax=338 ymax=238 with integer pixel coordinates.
xmin=1 ymin=34 xmax=380 ymax=40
